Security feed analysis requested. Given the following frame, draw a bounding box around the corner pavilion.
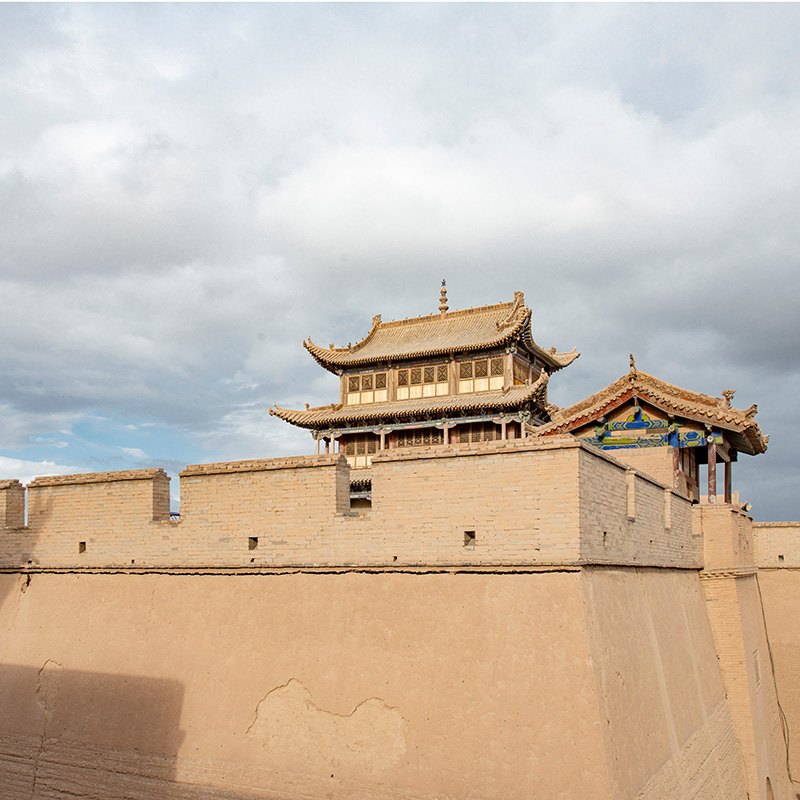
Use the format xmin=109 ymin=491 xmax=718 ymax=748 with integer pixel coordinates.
xmin=270 ymin=286 xmax=579 ymax=484
xmin=534 ymin=357 xmax=768 ymax=504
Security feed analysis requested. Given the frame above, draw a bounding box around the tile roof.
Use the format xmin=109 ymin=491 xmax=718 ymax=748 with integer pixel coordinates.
xmin=270 ymin=373 xmax=550 ymax=430
xmin=534 ymin=367 xmax=768 ymax=456
xmin=304 ymin=291 xmax=579 ymax=373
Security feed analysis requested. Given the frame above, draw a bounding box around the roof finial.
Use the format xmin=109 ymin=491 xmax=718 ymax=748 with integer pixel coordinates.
xmin=439 ymin=279 xmax=448 ymax=313
xmin=629 ymin=353 xmax=636 ymax=373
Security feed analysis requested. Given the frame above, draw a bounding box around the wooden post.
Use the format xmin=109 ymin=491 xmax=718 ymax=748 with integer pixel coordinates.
xmin=501 ymin=420 xmax=507 ymax=440
xmin=325 ymin=438 xmax=330 ymax=454
xmin=724 ymin=460 xmax=732 ymax=504
xmin=380 ymin=429 xmax=385 ymax=450
xmin=443 ymin=425 xmax=449 ymax=446
xmin=707 ymin=441 xmax=716 ymax=504
xmin=315 ymin=437 xmax=320 ymax=456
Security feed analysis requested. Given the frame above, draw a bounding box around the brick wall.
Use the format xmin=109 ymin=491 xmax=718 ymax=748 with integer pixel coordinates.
xmin=578 ymin=448 xmax=697 ymax=567
xmin=753 ymin=521 xmax=800 ymax=567
xmin=0 ymin=437 xmax=695 ymax=571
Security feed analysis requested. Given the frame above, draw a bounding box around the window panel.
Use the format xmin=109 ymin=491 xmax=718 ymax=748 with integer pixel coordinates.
xmin=349 ymin=376 xmax=360 ymax=392
xmin=437 ymin=364 xmax=449 ymax=382
xmin=410 ymin=367 xmax=422 ymax=385
xmin=361 ymin=374 xmax=373 ymax=390
xmin=375 ymin=372 xmax=387 ymax=389
xmin=491 ymin=358 xmax=504 ymax=376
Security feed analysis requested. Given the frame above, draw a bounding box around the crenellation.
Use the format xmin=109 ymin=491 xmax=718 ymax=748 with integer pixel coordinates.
xmin=0 ymin=437 xmax=697 ymax=571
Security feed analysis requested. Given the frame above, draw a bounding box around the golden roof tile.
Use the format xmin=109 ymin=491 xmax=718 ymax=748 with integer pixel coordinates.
xmin=304 ymin=291 xmax=578 ymax=373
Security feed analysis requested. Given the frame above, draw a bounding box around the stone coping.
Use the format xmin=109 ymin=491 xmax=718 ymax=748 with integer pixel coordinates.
xmin=28 ymin=469 xmax=167 ymax=488
xmin=0 ymin=479 xmax=23 ymax=489
xmin=180 ymin=453 xmax=343 ymax=477
xmin=753 ymin=521 xmax=800 ymax=528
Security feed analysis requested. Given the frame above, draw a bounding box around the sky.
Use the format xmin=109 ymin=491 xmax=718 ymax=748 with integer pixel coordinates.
xmin=1 ymin=3 xmax=799 ymax=519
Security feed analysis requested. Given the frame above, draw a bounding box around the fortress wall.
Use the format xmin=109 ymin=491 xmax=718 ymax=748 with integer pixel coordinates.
xmin=751 ymin=568 xmax=800 ymax=779
xmin=753 ymin=521 xmax=800 ymax=567
xmin=578 ymin=448 xmax=696 ymax=567
xmin=696 ymin=504 xmax=755 ymax=570
xmin=0 ymin=570 xmax=612 ymax=800
xmin=0 ymin=567 xmax=747 ymax=800
xmin=581 ymin=567 xmax=746 ymax=800
xmin=368 ymin=438 xmax=582 ymax=564
xmin=0 ymin=439 xmax=698 ymax=570
xmin=701 ymin=572 xmax=792 ymax=800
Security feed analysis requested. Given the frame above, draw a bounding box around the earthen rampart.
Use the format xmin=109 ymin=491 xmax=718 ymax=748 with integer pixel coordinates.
xmin=0 ymin=437 xmax=697 ymax=571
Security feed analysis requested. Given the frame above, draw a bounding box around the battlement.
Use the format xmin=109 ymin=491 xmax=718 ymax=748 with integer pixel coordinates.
xmin=0 ymin=436 xmax=697 ymax=571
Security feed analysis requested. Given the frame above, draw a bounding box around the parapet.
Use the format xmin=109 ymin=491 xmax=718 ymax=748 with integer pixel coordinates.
xmin=0 ymin=437 xmax=696 ymax=572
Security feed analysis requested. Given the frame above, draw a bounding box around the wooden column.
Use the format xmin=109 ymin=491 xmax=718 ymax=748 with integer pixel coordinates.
xmin=380 ymin=429 xmax=385 ymax=450
xmin=315 ymin=437 xmax=320 ymax=456
xmin=724 ymin=460 xmax=732 ymax=504
xmin=325 ymin=438 xmax=330 ymax=454
xmin=501 ymin=420 xmax=507 ymax=440
xmin=443 ymin=425 xmax=449 ymax=445
xmin=707 ymin=441 xmax=716 ymax=504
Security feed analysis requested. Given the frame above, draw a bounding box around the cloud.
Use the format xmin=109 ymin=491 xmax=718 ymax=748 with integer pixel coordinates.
xmin=0 ymin=4 xmax=798 ymax=519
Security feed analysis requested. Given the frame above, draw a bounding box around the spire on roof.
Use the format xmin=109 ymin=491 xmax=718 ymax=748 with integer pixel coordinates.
xmin=439 ymin=279 xmax=448 ymax=314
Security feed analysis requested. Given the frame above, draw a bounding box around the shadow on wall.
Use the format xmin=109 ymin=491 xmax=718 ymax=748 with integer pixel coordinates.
xmin=0 ymin=662 xmax=185 ymax=799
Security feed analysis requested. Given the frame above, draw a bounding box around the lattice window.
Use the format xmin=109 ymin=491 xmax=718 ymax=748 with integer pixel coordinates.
xmin=343 ymin=433 xmax=378 ymax=468
xmin=345 ymin=372 xmax=388 ymax=405
xmin=458 ymin=358 xmax=504 ymax=393
xmin=396 ymin=427 xmax=444 ymax=448
xmin=396 ymin=363 xmax=449 ymax=400
xmin=457 ymin=422 xmax=499 ymax=444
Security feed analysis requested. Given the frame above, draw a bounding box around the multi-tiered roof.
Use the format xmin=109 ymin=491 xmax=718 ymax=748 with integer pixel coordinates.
xmin=270 ymin=289 xmax=578 ymax=433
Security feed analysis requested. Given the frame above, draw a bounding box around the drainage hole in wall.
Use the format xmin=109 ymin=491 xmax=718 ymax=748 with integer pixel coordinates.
xmin=248 ymin=536 xmax=258 ymax=551
xmin=464 ymin=530 xmax=476 ymax=549
xmin=78 ymin=541 xmax=86 ymax=554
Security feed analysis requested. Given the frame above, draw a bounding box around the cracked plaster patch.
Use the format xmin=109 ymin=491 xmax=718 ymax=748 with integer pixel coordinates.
xmin=246 ymin=679 xmax=406 ymax=776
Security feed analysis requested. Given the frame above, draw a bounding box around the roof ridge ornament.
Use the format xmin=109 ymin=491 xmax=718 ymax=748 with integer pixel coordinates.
xmin=439 ymin=279 xmax=448 ymax=314
xmin=496 ymin=290 xmax=525 ymax=331
xmin=721 ymin=389 xmax=736 ymax=408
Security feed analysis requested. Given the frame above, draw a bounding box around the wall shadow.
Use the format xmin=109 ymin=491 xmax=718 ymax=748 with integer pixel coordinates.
xmin=0 ymin=663 xmax=185 ymax=799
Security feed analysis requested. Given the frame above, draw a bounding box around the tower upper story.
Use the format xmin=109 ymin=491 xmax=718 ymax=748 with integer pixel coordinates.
xmin=270 ymin=286 xmax=579 ymax=450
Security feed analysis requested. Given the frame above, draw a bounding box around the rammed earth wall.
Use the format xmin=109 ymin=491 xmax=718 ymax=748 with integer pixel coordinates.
xmin=0 ymin=437 xmax=697 ymax=571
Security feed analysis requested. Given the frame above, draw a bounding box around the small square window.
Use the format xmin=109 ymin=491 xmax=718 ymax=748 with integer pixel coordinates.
xmin=248 ymin=537 xmax=258 ymax=551
xmin=464 ymin=531 xmax=476 ymax=549
xmin=78 ymin=541 xmax=86 ymax=553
